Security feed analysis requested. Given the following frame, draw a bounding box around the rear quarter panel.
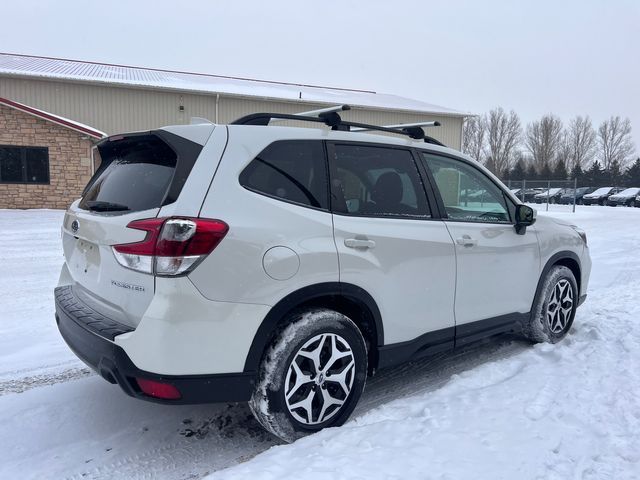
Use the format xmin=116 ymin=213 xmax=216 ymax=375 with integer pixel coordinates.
xmin=190 ymin=126 xmax=339 ymax=306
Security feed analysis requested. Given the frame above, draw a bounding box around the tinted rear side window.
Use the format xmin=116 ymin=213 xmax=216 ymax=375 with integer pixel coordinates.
xmin=79 ymin=135 xmax=177 ymax=213
xmin=239 ymin=140 xmax=328 ymax=210
xmin=330 ymin=144 xmax=431 ymax=218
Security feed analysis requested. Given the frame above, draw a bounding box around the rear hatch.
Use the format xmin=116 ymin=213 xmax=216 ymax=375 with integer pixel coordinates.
xmin=62 ymin=131 xmax=204 ymax=328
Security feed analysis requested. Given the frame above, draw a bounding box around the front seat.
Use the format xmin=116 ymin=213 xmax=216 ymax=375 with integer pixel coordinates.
xmin=364 ymin=171 xmax=405 ymax=214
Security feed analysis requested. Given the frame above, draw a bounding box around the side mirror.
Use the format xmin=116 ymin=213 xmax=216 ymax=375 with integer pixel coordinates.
xmin=515 ymin=204 xmax=536 ymax=235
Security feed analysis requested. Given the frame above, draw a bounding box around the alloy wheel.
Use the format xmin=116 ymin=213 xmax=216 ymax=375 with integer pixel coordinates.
xmin=284 ymin=333 xmax=356 ymax=425
xmin=546 ymin=279 xmax=574 ymax=334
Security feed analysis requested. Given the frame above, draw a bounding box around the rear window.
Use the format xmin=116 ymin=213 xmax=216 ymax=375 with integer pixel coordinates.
xmin=239 ymin=140 xmax=328 ymax=210
xmin=79 ymin=135 xmax=177 ymax=213
xmin=589 ymin=187 xmax=612 ymax=196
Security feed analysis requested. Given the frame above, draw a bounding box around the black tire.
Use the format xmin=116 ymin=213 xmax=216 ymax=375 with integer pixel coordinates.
xmin=629 ymin=199 xmax=635 ymax=208
xmin=249 ymin=309 xmax=367 ymax=442
xmin=523 ymin=265 xmax=578 ymax=344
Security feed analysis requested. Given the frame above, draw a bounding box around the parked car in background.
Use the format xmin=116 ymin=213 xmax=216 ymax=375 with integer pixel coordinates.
xmin=534 ymin=188 xmax=566 ymax=204
xmin=607 ymin=187 xmax=640 ymax=207
xmin=636 ymin=193 xmax=640 ymax=208
xmin=515 ymin=188 xmax=546 ymax=203
xmin=582 ymin=187 xmax=623 ymax=205
xmin=558 ymin=187 xmax=595 ymax=205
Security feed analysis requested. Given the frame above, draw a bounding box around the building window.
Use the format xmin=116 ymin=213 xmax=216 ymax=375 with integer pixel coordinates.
xmin=0 ymin=146 xmax=50 ymax=184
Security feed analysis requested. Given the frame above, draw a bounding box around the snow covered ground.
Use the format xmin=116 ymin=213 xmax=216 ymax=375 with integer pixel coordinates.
xmin=0 ymin=205 xmax=639 ymax=479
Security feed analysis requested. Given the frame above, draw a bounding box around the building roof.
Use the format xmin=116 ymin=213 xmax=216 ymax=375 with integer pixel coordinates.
xmin=0 ymin=52 xmax=468 ymax=118
xmin=0 ymin=96 xmax=106 ymax=139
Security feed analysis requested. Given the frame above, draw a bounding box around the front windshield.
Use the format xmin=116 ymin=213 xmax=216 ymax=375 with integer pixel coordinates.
xmin=590 ymin=187 xmax=612 ymax=195
xmin=618 ymin=188 xmax=640 ymax=196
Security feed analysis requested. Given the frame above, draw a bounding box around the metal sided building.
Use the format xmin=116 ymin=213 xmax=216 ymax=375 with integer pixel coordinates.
xmin=0 ymin=52 xmax=468 ymax=209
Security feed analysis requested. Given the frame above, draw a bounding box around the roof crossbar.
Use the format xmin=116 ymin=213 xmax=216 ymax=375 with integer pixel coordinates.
xmin=231 ymin=111 xmax=445 ymax=145
xmin=351 ymin=120 xmax=441 ymax=132
xmin=270 ymin=104 xmax=351 ymax=122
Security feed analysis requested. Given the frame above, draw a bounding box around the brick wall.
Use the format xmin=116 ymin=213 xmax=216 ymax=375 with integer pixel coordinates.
xmin=0 ymin=103 xmax=95 ymax=209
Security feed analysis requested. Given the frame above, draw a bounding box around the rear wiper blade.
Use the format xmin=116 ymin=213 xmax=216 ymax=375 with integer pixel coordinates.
xmin=85 ymin=201 xmax=130 ymax=212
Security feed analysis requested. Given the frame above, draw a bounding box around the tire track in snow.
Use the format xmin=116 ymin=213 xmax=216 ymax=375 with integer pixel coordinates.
xmin=0 ymin=366 xmax=92 ymax=396
xmin=64 ymin=404 xmax=277 ymax=480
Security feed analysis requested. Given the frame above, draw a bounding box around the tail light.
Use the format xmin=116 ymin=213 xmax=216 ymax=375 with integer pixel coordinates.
xmin=112 ymin=217 xmax=228 ymax=276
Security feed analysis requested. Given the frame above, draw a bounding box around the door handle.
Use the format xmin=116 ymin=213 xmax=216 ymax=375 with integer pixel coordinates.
xmin=455 ymin=235 xmax=477 ymax=247
xmin=344 ymin=238 xmax=376 ymax=249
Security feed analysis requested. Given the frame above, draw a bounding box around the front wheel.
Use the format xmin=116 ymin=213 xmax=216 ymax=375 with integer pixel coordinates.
xmin=523 ymin=265 xmax=578 ymax=344
xmin=249 ymin=309 xmax=367 ymax=442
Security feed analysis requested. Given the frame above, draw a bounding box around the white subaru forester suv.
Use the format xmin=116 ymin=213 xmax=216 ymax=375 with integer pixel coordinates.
xmin=55 ymin=109 xmax=591 ymax=442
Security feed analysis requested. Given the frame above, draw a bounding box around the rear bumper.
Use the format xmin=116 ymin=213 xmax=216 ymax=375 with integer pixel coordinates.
xmin=55 ymin=286 xmax=255 ymax=404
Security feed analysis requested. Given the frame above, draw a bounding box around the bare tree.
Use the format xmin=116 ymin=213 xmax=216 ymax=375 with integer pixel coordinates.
xmin=598 ymin=116 xmax=635 ymax=170
xmin=557 ymin=130 xmax=572 ymax=167
xmin=525 ymin=114 xmax=564 ymax=170
xmin=462 ymin=116 xmax=486 ymax=162
xmin=485 ymin=108 xmax=522 ymax=177
xmin=566 ymin=116 xmax=596 ymax=170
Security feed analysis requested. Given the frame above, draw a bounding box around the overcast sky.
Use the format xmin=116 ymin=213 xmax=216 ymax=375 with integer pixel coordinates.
xmin=2 ymin=0 xmax=639 ymax=153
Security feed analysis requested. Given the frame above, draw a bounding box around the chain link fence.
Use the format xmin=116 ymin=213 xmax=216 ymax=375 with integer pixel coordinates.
xmin=507 ymin=179 xmax=579 ymax=212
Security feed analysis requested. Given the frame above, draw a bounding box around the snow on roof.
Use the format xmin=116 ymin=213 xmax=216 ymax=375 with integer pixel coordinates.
xmin=0 ymin=96 xmax=106 ymax=139
xmin=0 ymin=53 xmax=468 ymax=118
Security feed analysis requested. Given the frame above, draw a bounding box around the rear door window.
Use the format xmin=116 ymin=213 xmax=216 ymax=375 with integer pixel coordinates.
xmin=239 ymin=140 xmax=328 ymax=210
xmin=329 ymin=144 xmax=431 ymax=218
xmin=79 ymin=135 xmax=177 ymax=213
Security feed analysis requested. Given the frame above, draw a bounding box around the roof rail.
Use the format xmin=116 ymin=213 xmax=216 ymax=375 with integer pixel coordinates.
xmin=231 ymin=110 xmax=445 ymax=145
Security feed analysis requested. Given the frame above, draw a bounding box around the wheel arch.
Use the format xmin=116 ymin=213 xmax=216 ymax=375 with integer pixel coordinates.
xmin=243 ymin=282 xmax=383 ymax=374
xmin=532 ymin=251 xmax=582 ymax=312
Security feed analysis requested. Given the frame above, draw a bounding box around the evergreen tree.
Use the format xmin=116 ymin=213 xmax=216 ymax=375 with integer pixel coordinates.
xmin=585 ymin=161 xmax=604 ymax=186
xmin=539 ymin=162 xmax=553 ymax=180
xmin=553 ymin=159 xmax=568 ymax=181
xmin=510 ymin=158 xmax=526 ymax=181
xmin=570 ymin=164 xmax=584 ymax=184
xmin=607 ymin=159 xmax=622 ymax=186
xmin=525 ymin=163 xmax=538 ymax=181
xmin=624 ymin=158 xmax=640 ymax=187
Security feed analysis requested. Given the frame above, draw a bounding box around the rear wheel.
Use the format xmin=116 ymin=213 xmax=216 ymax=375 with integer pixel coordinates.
xmin=249 ymin=309 xmax=367 ymax=442
xmin=523 ymin=265 xmax=578 ymax=344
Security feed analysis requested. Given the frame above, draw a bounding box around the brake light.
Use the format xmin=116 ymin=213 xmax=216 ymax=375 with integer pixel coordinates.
xmin=112 ymin=217 xmax=228 ymax=276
